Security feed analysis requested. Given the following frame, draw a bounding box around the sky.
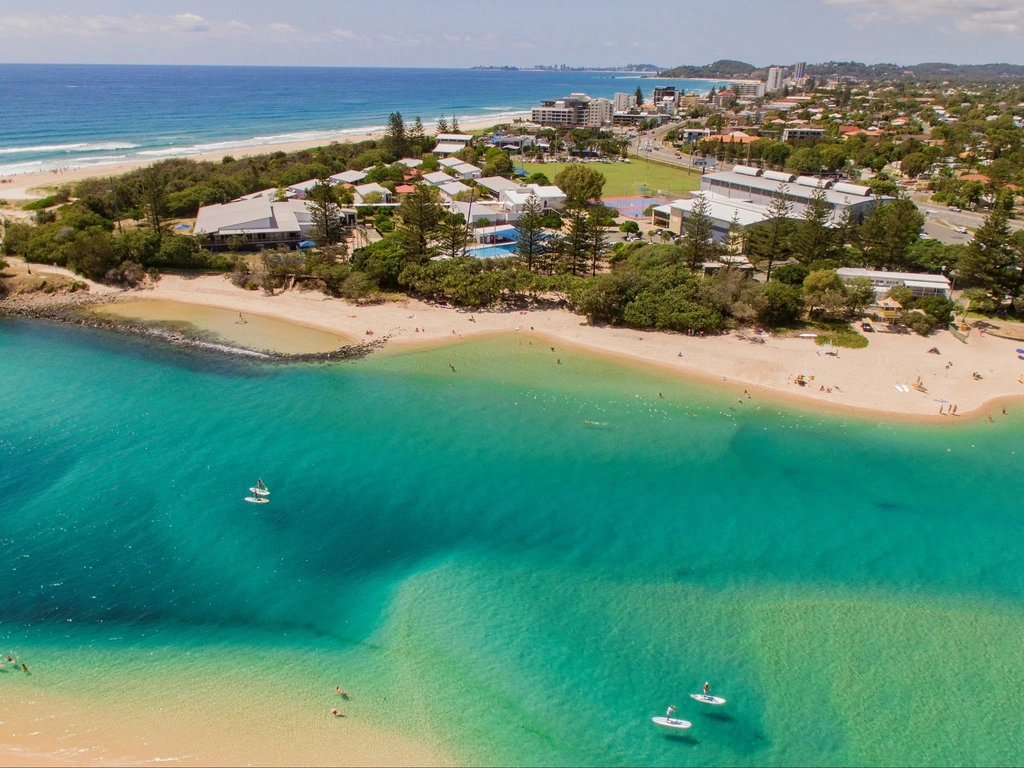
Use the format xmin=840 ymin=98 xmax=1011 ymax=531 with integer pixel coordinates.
xmin=1 ymin=0 xmax=1023 ymax=68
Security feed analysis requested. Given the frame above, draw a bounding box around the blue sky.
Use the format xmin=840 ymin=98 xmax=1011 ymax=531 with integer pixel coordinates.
xmin=1 ymin=0 xmax=1023 ymax=67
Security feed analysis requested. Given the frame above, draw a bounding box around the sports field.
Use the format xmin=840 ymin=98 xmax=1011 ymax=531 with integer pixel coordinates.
xmin=518 ymin=157 xmax=702 ymax=199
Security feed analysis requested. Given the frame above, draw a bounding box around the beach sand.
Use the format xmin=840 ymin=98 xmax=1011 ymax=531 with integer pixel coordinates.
xmin=95 ymin=271 xmax=1024 ymax=419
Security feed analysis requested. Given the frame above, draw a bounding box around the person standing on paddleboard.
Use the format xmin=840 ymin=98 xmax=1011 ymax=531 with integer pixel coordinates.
xmin=703 ymin=682 xmax=710 ymax=696
xmin=666 ymin=704 xmax=676 ymax=721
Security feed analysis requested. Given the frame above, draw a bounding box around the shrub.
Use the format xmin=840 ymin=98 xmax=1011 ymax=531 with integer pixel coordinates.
xmin=619 ymin=220 xmax=640 ymax=234
xmin=904 ymin=311 xmax=937 ymax=336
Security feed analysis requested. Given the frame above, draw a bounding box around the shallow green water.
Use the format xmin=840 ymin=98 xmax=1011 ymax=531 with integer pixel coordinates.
xmin=2 ymin=319 xmax=1023 ymax=765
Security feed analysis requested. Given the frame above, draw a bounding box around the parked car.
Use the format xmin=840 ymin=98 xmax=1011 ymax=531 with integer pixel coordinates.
xmin=954 ymin=226 xmax=969 ymax=234
xmin=948 ymin=205 xmax=961 ymax=212
xmin=861 ymin=322 xmax=875 ymax=332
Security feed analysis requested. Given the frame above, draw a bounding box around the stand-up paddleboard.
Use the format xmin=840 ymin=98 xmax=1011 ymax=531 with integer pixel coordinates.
xmin=690 ymin=693 xmax=726 ymax=705
xmin=652 ymin=717 xmax=692 ymax=730
xmin=244 ymin=496 xmax=269 ymax=504
xmin=249 ymin=487 xmax=270 ymax=496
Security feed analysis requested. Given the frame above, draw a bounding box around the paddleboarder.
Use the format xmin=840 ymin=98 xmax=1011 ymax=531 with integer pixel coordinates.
xmin=666 ymin=704 xmax=676 ymax=721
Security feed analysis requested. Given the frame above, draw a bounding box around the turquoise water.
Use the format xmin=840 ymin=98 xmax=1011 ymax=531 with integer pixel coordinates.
xmin=3 ymin=318 xmax=1024 ymax=765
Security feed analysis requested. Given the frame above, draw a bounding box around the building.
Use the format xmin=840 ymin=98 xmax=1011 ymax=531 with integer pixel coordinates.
xmin=422 ymin=171 xmax=459 ymax=187
xmin=613 ymin=92 xmax=637 ymax=112
xmin=730 ymin=81 xmax=766 ymax=99
xmin=652 ymin=86 xmax=678 ymax=113
xmin=651 ymin=191 xmax=773 ymax=241
xmin=500 ymin=184 xmax=566 ymax=212
xmin=699 ymin=166 xmax=885 ymax=222
xmin=793 ymin=61 xmax=806 ymax=81
xmin=531 ymin=93 xmax=612 ymax=128
xmin=433 ymin=133 xmax=474 ymax=155
xmin=836 ymin=268 xmax=951 ymax=299
xmin=194 ymin=198 xmax=356 ymax=251
xmin=330 ymin=170 xmax=367 ymax=185
xmin=476 ymin=176 xmax=523 ymax=196
xmin=352 ymin=182 xmax=393 ymax=204
xmin=781 ymin=126 xmax=826 ymax=143
xmin=766 ymin=67 xmax=787 ymax=93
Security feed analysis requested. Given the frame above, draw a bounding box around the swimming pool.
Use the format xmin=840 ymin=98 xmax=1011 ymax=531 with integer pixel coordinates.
xmin=467 ymin=243 xmax=519 ymax=258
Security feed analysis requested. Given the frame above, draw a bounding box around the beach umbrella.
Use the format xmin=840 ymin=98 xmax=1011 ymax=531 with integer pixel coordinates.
xmin=298 ymin=240 xmax=316 ymax=249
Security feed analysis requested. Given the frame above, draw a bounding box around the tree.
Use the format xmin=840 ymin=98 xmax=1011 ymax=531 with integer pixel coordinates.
xmin=858 ymin=197 xmax=925 ymax=270
xmin=482 ymin=152 xmax=514 ymax=179
xmin=587 ymin=209 xmax=610 ymax=277
xmin=619 ymin=220 xmax=640 ymax=234
xmin=725 ymin=212 xmax=744 ymax=254
xmin=803 ymin=269 xmax=849 ymax=319
xmin=516 ymin=195 xmax=547 ymax=273
xmin=754 ymin=281 xmax=804 ymax=327
xmin=397 ymin=184 xmax=443 ymax=262
xmin=553 ymin=165 xmax=606 ymax=207
xmin=957 ymin=208 xmax=1024 ymax=305
xmin=436 ymin=115 xmax=449 ymax=134
xmin=793 ymin=186 xmax=835 ymax=265
xmin=635 ymin=85 xmax=643 ymax=107
xmin=451 ymin=116 xmax=460 ymax=132
xmin=678 ymin=194 xmax=718 ymax=271
xmin=410 ymin=116 xmax=425 ymax=148
xmin=384 ymin=112 xmax=409 ymax=160
xmin=307 ymin=179 xmax=344 ymax=245
xmin=901 ymin=152 xmax=930 ymax=178
xmin=746 ymin=186 xmax=796 ymax=280
xmin=139 ymin=168 xmax=168 ymax=243
xmin=559 ymin=206 xmax=592 ymax=276
xmin=435 ymin=212 xmax=469 ymax=259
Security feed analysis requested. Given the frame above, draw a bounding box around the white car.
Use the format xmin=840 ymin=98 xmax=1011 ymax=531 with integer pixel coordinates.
xmin=954 ymin=226 xmax=969 ymax=234
xmin=948 ymin=205 xmax=962 ymax=212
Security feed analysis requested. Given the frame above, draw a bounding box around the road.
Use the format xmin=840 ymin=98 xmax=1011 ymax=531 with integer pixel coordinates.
xmin=629 ymin=124 xmax=726 ymax=173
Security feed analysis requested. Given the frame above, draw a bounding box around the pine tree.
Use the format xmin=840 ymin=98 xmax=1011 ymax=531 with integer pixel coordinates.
xmin=384 ymin=112 xmax=409 ymax=160
xmin=435 ymin=212 xmax=469 ymax=259
xmin=306 ymin=179 xmax=344 ymax=245
xmin=516 ymin=195 xmax=547 ymax=273
xmin=793 ymin=186 xmax=834 ymax=265
xmin=559 ymin=205 xmax=591 ymax=276
xmin=397 ymin=184 xmax=444 ymax=261
xmin=679 ymin=194 xmax=718 ymax=271
xmin=726 ymin=211 xmax=744 ymax=255
xmin=451 ymin=116 xmax=460 ymax=132
xmin=436 ymin=115 xmax=449 ymax=134
xmin=635 ymin=85 xmax=643 ymax=107
xmin=139 ymin=167 xmax=168 ymax=243
xmin=746 ymin=185 xmax=796 ymax=280
xmin=958 ymin=208 xmax=1013 ymax=297
xmin=587 ymin=210 xmax=609 ymax=277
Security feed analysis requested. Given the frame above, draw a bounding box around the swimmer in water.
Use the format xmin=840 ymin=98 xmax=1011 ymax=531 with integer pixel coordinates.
xmin=336 ymin=687 xmax=350 ymax=698
xmin=331 ymin=709 xmax=346 ymax=717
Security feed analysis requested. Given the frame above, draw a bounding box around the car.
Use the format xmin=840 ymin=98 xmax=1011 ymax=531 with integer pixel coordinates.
xmin=861 ymin=322 xmax=875 ymax=333
xmin=920 ymin=233 xmax=933 ymax=240
xmin=954 ymin=226 xmax=969 ymax=234
xmin=948 ymin=205 xmax=961 ymax=212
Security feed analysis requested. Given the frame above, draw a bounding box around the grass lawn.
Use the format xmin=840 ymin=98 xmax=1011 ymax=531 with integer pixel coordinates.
xmin=517 ymin=157 xmax=702 ymax=199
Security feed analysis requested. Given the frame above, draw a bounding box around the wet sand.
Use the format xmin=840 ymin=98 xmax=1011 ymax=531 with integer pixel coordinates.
xmin=94 ymin=300 xmax=356 ymax=355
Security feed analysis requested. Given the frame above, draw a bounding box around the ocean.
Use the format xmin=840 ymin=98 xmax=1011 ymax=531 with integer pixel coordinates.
xmin=0 ymin=65 xmax=729 ymax=176
xmin=2 ymin=318 xmax=1024 ymax=764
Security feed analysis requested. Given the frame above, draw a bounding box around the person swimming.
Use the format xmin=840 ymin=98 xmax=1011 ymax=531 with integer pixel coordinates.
xmin=331 ymin=709 xmax=346 ymax=717
xmin=335 ymin=687 xmax=349 ymax=698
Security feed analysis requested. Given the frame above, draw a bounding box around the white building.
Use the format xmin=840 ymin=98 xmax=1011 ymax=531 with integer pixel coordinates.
xmin=781 ymin=127 xmax=826 ymax=142
xmin=477 ymin=176 xmax=522 ymax=196
xmin=500 ymin=184 xmax=566 ymax=212
xmin=437 ymin=181 xmax=472 ymax=199
xmin=194 ymin=198 xmax=356 ymax=250
xmin=613 ymin=92 xmax=638 ymax=112
xmin=433 ymin=133 xmax=474 ymax=155
xmin=422 ymin=171 xmax=459 ymax=187
xmin=836 ymin=268 xmax=951 ymax=299
xmin=353 ymin=182 xmax=393 ymax=204
xmin=330 ymin=170 xmax=368 ymax=185
xmin=651 ymin=191 xmax=774 ymax=241
xmin=766 ymin=67 xmax=787 ymax=93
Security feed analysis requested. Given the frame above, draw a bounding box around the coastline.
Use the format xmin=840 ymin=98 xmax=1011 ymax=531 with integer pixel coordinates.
xmin=7 ymin=265 xmax=1021 ymax=420
xmin=0 ymin=116 xmax=512 ymax=203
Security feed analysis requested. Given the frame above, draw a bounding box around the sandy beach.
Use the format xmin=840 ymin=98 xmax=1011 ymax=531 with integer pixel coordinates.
xmin=0 ymin=117 xmax=507 ymax=206
xmin=48 ymin=268 xmax=1018 ymax=420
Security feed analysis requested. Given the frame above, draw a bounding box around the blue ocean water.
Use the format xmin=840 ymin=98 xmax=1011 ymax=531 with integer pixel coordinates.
xmin=3 ymin=319 xmax=1024 ymax=765
xmin=0 ymin=65 xmax=728 ymax=175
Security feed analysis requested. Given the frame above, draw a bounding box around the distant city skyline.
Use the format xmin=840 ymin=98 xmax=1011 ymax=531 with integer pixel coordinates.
xmin=2 ymin=0 xmax=1024 ymax=68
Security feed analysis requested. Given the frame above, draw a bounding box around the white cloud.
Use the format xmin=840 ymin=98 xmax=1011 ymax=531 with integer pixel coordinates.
xmin=821 ymin=0 xmax=1024 ymax=36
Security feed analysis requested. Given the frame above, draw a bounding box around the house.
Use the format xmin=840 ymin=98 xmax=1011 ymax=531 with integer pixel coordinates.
xmin=194 ymin=197 xmax=356 ymax=251
xmin=446 ymin=200 xmax=512 ymax=226
xmin=477 ymin=176 xmax=522 ymax=196
xmin=437 ymin=181 xmax=472 ymax=199
xmin=500 ymin=184 xmax=566 ymax=212
xmin=353 ymin=182 xmax=393 ymax=204
xmin=781 ymin=126 xmax=826 ymax=142
xmin=330 ymin=170 xmax=367 ymax=185
xmin=450 ymin=162 xmax=482 ymax=180
xmin=397 ymin=158 xmax=423 ymax=168
xmin=284 ymin=179 xmax=323 ymax=199
xmin=422 ymin=171 xmax=458 ymax=187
